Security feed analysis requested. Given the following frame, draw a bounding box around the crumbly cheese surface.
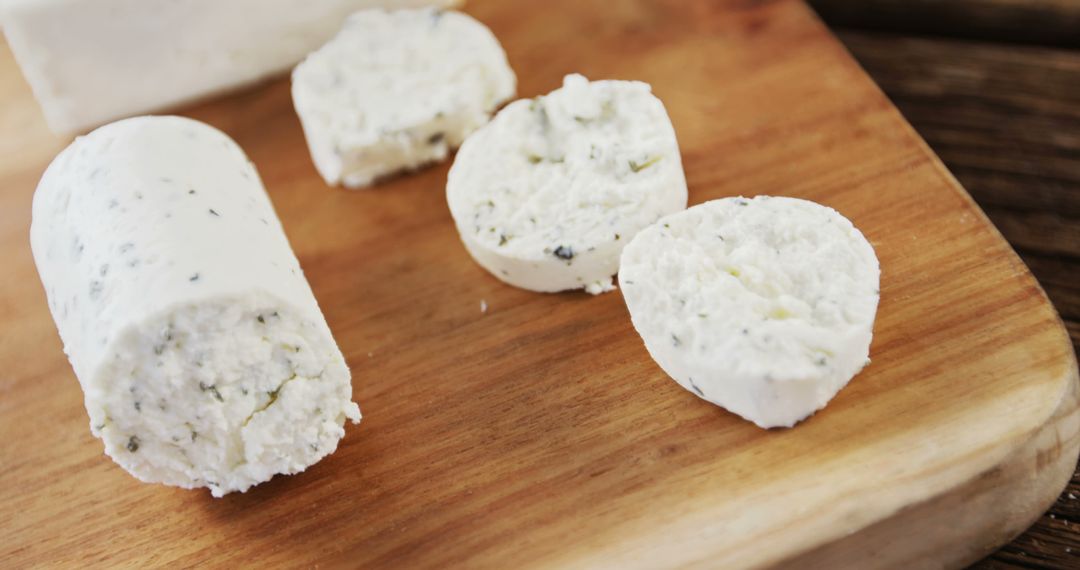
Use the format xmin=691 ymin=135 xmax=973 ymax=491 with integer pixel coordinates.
xmin=30 ymin=116 xmax=361 ymax=496
xmin=292 ymin=8 xmax=516 ymax=188
xmin=619 ymin=196 xmax=880 ymax=428
xmin=446 ymin=74 xmax=687 ymax=294
xmin=2 ymin=0 xmax=460 ymax=134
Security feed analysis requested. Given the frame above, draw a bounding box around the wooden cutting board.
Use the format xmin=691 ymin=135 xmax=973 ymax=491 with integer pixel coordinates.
xmin=1 ymin=0 xmax=1077 ymax=568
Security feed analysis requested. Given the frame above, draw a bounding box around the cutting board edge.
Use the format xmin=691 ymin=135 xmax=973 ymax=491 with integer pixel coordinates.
xmin=757 ymin=56 xmax=1080 ymax=561
xmin=774 ymin=350 xmax=1080 ymax=569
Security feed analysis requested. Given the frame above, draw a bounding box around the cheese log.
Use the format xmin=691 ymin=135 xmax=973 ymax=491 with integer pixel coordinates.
xmin=291 ymin=8 xmax=516 ymax=188
xmin=619 ymin=196 xmax=880 ymax=428
xmin=30 ymin=116 xmax=361 ymax=497
xmin=1 ymin=0 xmax=460 ymax=135
xmin=446 ymin=74 xmax=687 ymax=294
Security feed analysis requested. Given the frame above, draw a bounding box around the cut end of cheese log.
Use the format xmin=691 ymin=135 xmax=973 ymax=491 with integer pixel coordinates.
xmin=291 ymin=8 xmax=516 ymax=188
xmin=619 ymin=196 xmax=880 ymax=428
xmin=30 ymin=116 xmax=361 ymax=496
xmin=447 ymin=74 xmax=688 ymax=294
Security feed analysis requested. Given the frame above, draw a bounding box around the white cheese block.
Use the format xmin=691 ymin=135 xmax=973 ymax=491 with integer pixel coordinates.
xmin=292 ymin=8 xmax=515 ymax=188
xmin=619 ymin=196 xmax=880 ymax=428
xmin=30 ymin=116 xmax=361 ymax=497
xmin=446 ymin=74 xmax=687 ymax=294
xmin=1 ymin=0 xmax=460 ymax=135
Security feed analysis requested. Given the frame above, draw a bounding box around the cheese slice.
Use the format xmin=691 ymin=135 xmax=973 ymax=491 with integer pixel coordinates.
xmin=30 ymin=116 xmax=361 ymax=496
xmin=619 ymin=196 xmax=880 ymax=428
xmin=292 ymin=8 xmax=515 ymax=188
xmin=1 ymin=0 xmax=460 ymax=134
xmin=447 ymin=74 xmax=687 ymax=294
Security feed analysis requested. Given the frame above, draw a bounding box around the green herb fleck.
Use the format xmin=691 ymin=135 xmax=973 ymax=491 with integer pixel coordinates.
xmin=257 ymin=315 xmax=265 ymax=324
xmin=629 ymin=156 xmax=661 ymax=173
xmin=126 ymin=436 xmax=140 ymax=452
xmin=688 ymin=378 xmax=705 ymax=397
xmin=200 ymin=382 xmax=224 ymax=402
xmin=553 ymin=245 xmax=575 ymax=260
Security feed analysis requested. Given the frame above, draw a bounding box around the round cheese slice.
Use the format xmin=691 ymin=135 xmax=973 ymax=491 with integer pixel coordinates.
xmin=446 ymin=74 xmax=688 ymax=295
xmin=30 ymin=116 xmax=361 ymax=496
xmin=619 ymin=196 xmax=880 ymax=428
xmin=292 ymin=8 xmax=516 ymax=188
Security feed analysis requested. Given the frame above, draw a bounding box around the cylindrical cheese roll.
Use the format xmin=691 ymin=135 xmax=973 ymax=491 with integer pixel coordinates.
xmin=446 ymin=74 xmax=688 ymax=295
xmin=30 ymin=116 xmax=361 ymax=497
xmin=619 ymin=196 xmax=880 ymax=429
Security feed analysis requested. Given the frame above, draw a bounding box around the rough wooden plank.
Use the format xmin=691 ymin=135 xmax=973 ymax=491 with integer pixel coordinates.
xmin=808 ymin=0 xmax=1080 ymax=47
xmin=833 ymin=30 xmax=1080 ymax=569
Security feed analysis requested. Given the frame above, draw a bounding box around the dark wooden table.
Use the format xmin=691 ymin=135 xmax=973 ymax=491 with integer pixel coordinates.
xmin=809 ymin=1 xmax=1080 ymax=567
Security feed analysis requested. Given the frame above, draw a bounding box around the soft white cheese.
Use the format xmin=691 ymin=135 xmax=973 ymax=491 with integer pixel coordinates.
xmin=291 ymin=8 xmax=515 ymax=188
xmin=619 ymin=196 xmax=880 ymax=428
xmin=446 ymin=74 xmax=687 ymax=294
xmin=30 ymin=116 xmax=361 ymax=496
xmin=1 ymin=0 xmax=460 ymax=134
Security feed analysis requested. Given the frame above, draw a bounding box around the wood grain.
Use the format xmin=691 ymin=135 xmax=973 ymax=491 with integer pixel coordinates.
xmin=1 ymin=1 xmax=1078 ymax=568
xmin=808 ymin=0 xmax=1080 ymax=47
xmin=827 ymin=31 xmax=1080 ymax=568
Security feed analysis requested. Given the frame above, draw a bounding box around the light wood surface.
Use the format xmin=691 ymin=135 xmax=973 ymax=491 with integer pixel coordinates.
xmin=1 ymin=0 xmax=1077 ymax=568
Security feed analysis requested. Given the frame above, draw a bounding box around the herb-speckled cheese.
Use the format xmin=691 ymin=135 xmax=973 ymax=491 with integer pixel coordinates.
xmin=2 ymin=0 xmax=460 ymax=134
xmin=619 ymin=196 xmax=880 ymax=428
xmin=291 ymin=8 xmax=516 ymax=188
xmin=30 ymin=116 xmax=361 ymax=496
xmin=446 ymin=74 xmax=688 ymax=294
